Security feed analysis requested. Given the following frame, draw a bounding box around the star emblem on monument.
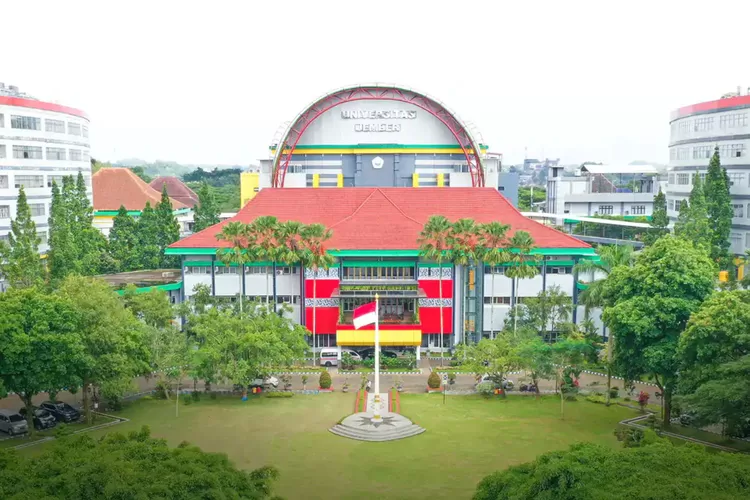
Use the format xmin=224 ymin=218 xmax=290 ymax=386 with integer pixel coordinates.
xmin=357 ymin=415 xmax=397 ymax=429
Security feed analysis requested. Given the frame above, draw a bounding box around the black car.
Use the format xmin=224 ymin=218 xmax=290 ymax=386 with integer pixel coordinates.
xmin=357 ymin=348 xmax=398 ymax=360
xmin=40 ymin=401 xmax=80 ymax=423
xmin=19 ymin=406 xmax=57 ymax=430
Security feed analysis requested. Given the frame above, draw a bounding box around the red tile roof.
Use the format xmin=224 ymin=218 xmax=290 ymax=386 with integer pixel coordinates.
xmin=149 ymin=177 xmax=199 ymax=208
xmin=93 ymin=168 xmax=187 ymax=211
xmin=170 ymin=188 xmax=589 ymax=251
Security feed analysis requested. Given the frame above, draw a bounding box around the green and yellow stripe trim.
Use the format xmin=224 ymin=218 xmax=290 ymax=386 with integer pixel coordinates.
xmin=270 ymin=143 xmax=489 ymax=156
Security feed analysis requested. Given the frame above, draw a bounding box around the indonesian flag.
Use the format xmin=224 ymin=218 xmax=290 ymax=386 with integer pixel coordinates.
xmin=353 ymin=301 xmax=378 ymax=329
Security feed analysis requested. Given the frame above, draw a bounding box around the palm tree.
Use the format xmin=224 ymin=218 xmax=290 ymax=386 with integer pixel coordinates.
xmin=275 ymin=221 xmax=307 ymax=316
xmin=573 ymin=244 xmax=635 ymax=405
xmin=477 ymin=222 xmax=511 ymax=339
xmin=250 ymin=216 xmax=279 ymax=307
xmin=505 ymin=231 xmax=540 ymax=336
xmin=215 ymin=221 xmax=251 ymax=314
xmin=300 ymin=223 xmax=334 ymax=367
xmin=447 ymin=218 xmax=479 ymax=346
xmin=418 ymin=215 xmax=452 ymax=366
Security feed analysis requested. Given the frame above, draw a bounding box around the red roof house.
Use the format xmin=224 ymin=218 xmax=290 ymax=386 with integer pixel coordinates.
xmin=150 ymin=176 xmax=199 ymax=208
xmin=93 ymin=168 xmax=187 ymax=212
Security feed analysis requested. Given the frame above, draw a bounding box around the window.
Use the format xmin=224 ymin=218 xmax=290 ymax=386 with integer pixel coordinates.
xmin=0 ymin=205 xmax=10 ymax=218
xmin=548 ymin=266 xmax=573 ymax=274
xmin=677 ymin=173 xmax=690 ymax=185
xmin=484 ymin=266 xmax=506 ymax=275
xmin=631 ymin=205 xmax=646 ymax=215
xmin=693 ymin=117 xmax=714 ymax=131
xmin=668 ymin=199 xmax=675 ymax=211
xmin=82 ymin=151 xmax=90 ymax=163
xmin=245 ymin=265 xmax=268 ymax=274
xmin=342 ymin=266 xmax=416 ymax=280
xmin=67 ymin=123 xmax=82 ymax=136
xmin=215 ymin=266 xmax=237 ymax=274
xmin=668 ymin=174 xmax=675 ymax=184
xmin=0 ymin=113 xmax=3 ymax=127
xmin=483 ymin=297 xmax=511 ymax=304
xmin=692 ymin=146 xmax=712 ymax=159
xmin=670 ymin=147 xmax=689 ymax=161
xmin=720 ymin=113 xmax=748 ymax=129
xmin=46 ymin=147 xmax=66 ymax=160
xmin=732 ymin=204 xmax=744 ymax=218
xmin=11 ymin=115 xmax=41 ymax=130
xmin=276 ymin=295 xmax=300 ymax=305
xmin=747 ymin=233 xmax=750 ymax=249
xmin=45 ymin=119 xmax=66 ymax=133
xmin=12 ymin=145 xmax=43 ymax=159
xmin=69 ymin=149 xmax=82 ymax=161
xmin=0 ymin=144 xmax=5 ymax=158
xmin=47 ymin=175 xmax=67 ymax=187
xmin=728 ymin=172 xmax=745 ymax=186
xmin=37 ymin=231 xmax=48 ymax=245
xmin=730 ymin=233 xmax=742 ymax=249
xmin=82 ymin=125 xmax=89 ymax=138
xmin=14 ymin=175 xmax=44 ymax=189
xmin=719 ymin=144 xmax=746 ymax=159
xmin=0 ymin=176 xmax=8 ymax=189
xmin=692 ymin=172 xmax=707 ymax=184
xmin=30 ymin=203 xmax=45 ymax=217
xmin=675 ymin=199 xmax=683 ymax=211
xmin=677 ymin=120 xmax=691 ymax=136
xmin=597 ymin=205 xmax=614 ymax=215
xmin=184 ymin=266 xmax=211 ymax=275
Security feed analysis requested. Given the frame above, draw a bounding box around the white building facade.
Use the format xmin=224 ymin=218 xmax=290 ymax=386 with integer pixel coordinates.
xmin=667 ymin=90 xmax=750 ymax=255
xmin=0 ymin=84 xmax=92 ymax=255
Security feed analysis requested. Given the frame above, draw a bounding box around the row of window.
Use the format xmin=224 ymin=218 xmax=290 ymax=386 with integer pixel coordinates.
xmin=0 ymin=203 xmax=46 ymax=218
xmin=484 ymin=266 xmax=571 ymax=275
xmin=342 ymin=266 xmax=415 ymax=280
xmin=184 ymin=265 xmax=299 ymax=275
xmin=0 ymin=144 xmax=89 ymax=162
xmin=0 ymin=114 xmax=88 ymax=137
xmin=0 ymin=174 xmax=91 ymax=190
xmin=483 ymin=296 xmax=573 ymax=305
xmin=670 ymin=143 xmax=746 ymax=161
xmin=671 ymin=199 xmax=750 ymax=219
xmin=669 ymin=171 xmax=748 ymax=188
xmin=0 ymin=230 xmax=47 ymax=244
xmin=674 ymin=113 xmax=750 ymax=137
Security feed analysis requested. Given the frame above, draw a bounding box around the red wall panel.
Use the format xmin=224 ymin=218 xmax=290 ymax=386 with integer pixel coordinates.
xmin=419 ymin=307 xmax=453 ymax=334
xmin=304 ymin=279 xmax=340 ymax=298
xmin=305 ymin=307 xmax=339 ymax=335
xmin=418 ymin=280 xmax=453 ymax=299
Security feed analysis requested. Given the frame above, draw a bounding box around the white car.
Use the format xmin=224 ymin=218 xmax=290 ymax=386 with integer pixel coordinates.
xmin=479 ymin=374 xmax=514 ymax=390
xmin=250 ymin=376 xmax=278 ymax=389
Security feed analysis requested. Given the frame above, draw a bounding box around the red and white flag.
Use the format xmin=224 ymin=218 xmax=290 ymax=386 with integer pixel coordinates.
xmin=352 ymin=301 xmax=377 ymax=329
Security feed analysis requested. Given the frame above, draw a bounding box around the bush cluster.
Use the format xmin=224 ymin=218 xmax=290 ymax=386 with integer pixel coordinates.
xmin=427 ymin=371 xmax=441 ymax=389
xmin=265 ymin=392 xmax=293 ymax=398
xmin=319 ymin=371 xmax=332 ymax=389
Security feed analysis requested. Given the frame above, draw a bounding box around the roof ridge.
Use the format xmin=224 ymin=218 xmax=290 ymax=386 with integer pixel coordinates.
xmin=376 ymin=188 xmax=422 ymax=226
xmin=328 ymin=189 xmax=380 ymax=229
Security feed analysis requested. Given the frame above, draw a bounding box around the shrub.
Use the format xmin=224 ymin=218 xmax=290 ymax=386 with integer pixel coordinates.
xmin=301 ymin=375 xmax=308 ymax=388
xmin=154 ymin=380 xmax=170 ymax=399
xmin=341 ymin=352 xmax=356 ymax=370
xmin=319 ymin=371 xmax=332 ymax=389
xmin=586 ymin=394 xmax=607 ymax=404
xmin=608 ymin=387 xmax=619 ymax=399
xmin=280 ymin=374 xmax=292 ymax=391
xmin=448 ymin=372 xmax=457 ymax=385
xmin=427 ymin=371 xmax=441 ymax=389
xmin=265 ymin=392 xmax=293 ymax=398
xmin=614 ymin=427 xmax=645 ymax=448
xmin=183 ymin=396 xmax=192 ymax=405
xmin=55 ymin=423 xmax=72 ymax=439
xmin=623 ymin=396 xmax=631 ymax=402
xmin=209 ymin=391 xmax=217 ymax=400
xmin=476 ymin=382 xmax=495 ymax=397
xmin=360 ymin=373 xmax=369 ymax=390
xmin=638 ymin=391 xmax=650 ymax=410
xmin=191 ymin=391 xmax=201 ymax=402
xmin=565 ymin=394 xmax=578 ymax=402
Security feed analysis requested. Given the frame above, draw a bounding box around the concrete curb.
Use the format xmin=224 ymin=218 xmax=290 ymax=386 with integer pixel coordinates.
xmin=580 ymin=370 xmax=660 ymax=388
xmin=338 ymin=370 xmax=422 ymax=375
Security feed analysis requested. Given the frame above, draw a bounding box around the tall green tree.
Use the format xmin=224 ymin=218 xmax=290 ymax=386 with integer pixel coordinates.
xmin=505 ymin=231 xmax=540 ymax=336
xmin=574 ymin=244 xmax=635 ymax=405
xmin=675 ymin=172 xmax=710 ymax=248
xmin=108 ymin=206 xmax=140 ymax=271
xmin=0 ymin=288 xmax=85 ymax=435
xmin=74 ymin=172 xmax=108 ymax=275
xmin=705 ymin=147 xmax=734 ymax=267
xmin=216 ymin=222 xmax=251 ymax=313
xmin=477 ymin=222 xmax=511 ymax=340
xmin=0 ymin=186 xmax=45 ymax=288
xmin=137 ymin=202 xmax=161 ymax=270
xmin=448 ymin=218 xmax=479 ymax=345
xmin=603 ymin=236 xmax=716 ymax=425
xmin=47 ymin=180 xmax=78 ymax=284
xmin=673 ymin=198 xmax=690 ymax=235
xmin=456 ymin=334 xmax=521 ymax=398
xmin=644 ymin=187 xmax=669 ymax=245
xmin=57 ymin=276 xmax=151 ymax=424
xmin=275 ymin=221 xmax=306 ymax=316
xmin=518 ymin=285 xmax=573 ymax=338
xmin=551 ymin=338 xmax=591 ymax=419
xmin=299 ymin=223 xmax=335 ymax=367
xmin=193 ymin=182 xmax=220 ymax=232
xmin=517 ymin=336 xmax=553 ymax=397
xmin=155 ymin=185 xmax=181 ymax=268
xmin=418 ymin=215 xmax=453 ymax=366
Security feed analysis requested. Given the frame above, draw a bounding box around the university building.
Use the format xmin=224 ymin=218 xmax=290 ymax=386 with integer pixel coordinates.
xmin=168 ymin=188 xmax=598 ymax=356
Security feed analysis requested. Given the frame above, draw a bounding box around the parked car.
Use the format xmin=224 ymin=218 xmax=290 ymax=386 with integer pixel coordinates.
xmin=357 ymin=348 xmax=398 ymax=360
xmin=319 ymin=348 xmax=362 ymax=367
xmin=40 ymin=401 xmax=81 ymax=423
xmin=0 ymin=409 xmax=29 ymax=436
xmin=249 ymin=376 xmax=279 ymax=390
xmin=19 ymin=406 xmax=57 ymax=430
xmin=479 ymin=374 xmax=514 ymax=391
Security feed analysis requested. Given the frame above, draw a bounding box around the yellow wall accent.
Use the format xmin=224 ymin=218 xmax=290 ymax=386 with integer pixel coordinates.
xmin=240 ymin=172 xmax=259 ymax=207
xmin=312 ymin=173 xmax=320 ymax=188
xmin=437 ymin=173 xmax=444 ymax=187
xmin=337 ymin=173 xmax=343 ymax=187
xmin=412 ymin=173 xmax=419 ymax=187
xmin=719 ymin=270 xmax=729 ymax=282
xmin=337 ymin=329 xmax=422 ymax=346
xmin=739 ymin=265 xmax=745 ymax=281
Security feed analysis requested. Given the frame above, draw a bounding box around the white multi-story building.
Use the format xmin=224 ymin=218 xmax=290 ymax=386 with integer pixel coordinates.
xmin=667 ymin=88 xmax=750 ymax=255
xmin=0 ymin=83 xmax=92 ymax=255
xmin=546 ymin=164 xmax=665 ymax=221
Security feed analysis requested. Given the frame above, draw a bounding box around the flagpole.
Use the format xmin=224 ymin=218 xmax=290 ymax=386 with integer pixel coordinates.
xmin=373 ymin=293 xmax=381 ymax=421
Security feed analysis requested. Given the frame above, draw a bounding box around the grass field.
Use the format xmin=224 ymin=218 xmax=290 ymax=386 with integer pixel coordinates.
xmin=20 ymin=393 xmax=633 ymax=500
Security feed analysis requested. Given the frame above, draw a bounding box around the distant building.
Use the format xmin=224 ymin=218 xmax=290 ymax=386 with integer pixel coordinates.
xmin=668 ymin=89 xmax=750 ymax=255
xmin=92 ymin=168 xmax=192 ymax=236
xmin=546 ymin=164 xmax=665 ymax=221
xmin=149 ymin=176 xmax=199 ymax=208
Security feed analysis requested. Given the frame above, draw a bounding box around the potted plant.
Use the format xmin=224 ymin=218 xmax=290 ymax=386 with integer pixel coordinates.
xmin=342 ymin=378 xmax=350 ymax=393
xmin=393 ymin=376 xmax=404 ymax=392
xmin=301 ymin=375 xmax=308 ymax=391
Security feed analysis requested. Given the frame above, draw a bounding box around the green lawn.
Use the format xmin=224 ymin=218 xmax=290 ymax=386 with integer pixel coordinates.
xmin=20 ymin=394 xmax=633 ymax=500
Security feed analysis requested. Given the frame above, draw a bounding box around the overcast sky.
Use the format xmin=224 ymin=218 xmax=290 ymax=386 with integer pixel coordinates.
xmin=5 ymin=1 xmax=749 ymax=167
